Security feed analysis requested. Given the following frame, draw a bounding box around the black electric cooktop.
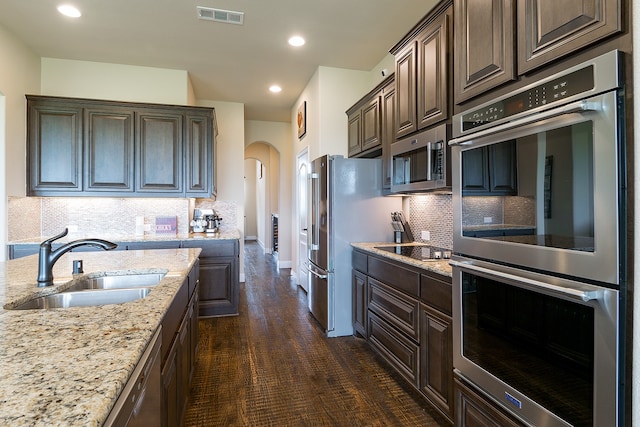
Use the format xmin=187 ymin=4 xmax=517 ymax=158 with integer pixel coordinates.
xmin=374 ymin=245 xmax=452 ymax=261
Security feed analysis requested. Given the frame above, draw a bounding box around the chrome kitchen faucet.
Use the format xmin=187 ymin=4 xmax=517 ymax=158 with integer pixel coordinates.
xmin=37 ymin=228 xmax=117 ymax=287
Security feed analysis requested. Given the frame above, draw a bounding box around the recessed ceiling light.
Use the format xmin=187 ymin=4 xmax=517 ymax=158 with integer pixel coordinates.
xmin=288 ymin=36 xmax=305 ymax=47
xmin=269 ymin=85 xmax=282 ymax=93
xmin=57 ymin=4 xmax=81 ymax=18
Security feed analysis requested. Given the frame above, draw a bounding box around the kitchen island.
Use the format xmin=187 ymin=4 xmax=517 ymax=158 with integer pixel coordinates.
xmin=0 ymin=247 xmax=200 ymax=426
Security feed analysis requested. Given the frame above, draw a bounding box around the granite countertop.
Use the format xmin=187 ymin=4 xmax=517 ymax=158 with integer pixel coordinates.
xmin=8 ymin=229 xmax=241 ymax=245
xmin=0 ymin=248 xmax=201 ymax=426
xmin=351 ymin=242 xmax=452 ymax=277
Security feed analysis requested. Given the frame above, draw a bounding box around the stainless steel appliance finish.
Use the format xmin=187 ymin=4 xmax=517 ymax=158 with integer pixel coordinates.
xmin=450 ymin=50 xmax=623 ymax=286
xmin=104 ymin=327 xmax=162 ymax=427
xmin=451 ymin=255 xmax=619 ymax=427
xmin=308 ymin=155 xmax=401 ymax=337
xmin=391 ymin=123 xmax=451 ymax=193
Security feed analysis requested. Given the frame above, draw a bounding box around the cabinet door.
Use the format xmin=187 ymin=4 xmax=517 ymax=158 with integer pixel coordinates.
xmin=518 ymin=0 xmax=622 ymax=74
xmin=420 ymin=304 xmax=453 ymax=422
xmin=347 ymin=111 xmax=362 ymax=157
xmin=189 ymin=286 xmax=199 ymax=382
xmin=454 ymin=0 xmax=516 ymax=103
xmin=416 ymin=7 xmax=450 ymax=130
xmin=455 ymin=377 xmax=525 ymax=427
xmin=185 ymin=112 xmax=212 ymax=196
xmin=136 ymin=111 xmax=183 ymax=193
xmin=361 ymin=96 xmax=381 ymax=152
xmin=198 ymin=257 xmax=239 ymax=317
xmin=352 ymin=270 xmax=368 ymax=337
xmin=381 ymin=83 xmax=395 ymax=190
xmin=488 ymin=141 xmax=517 ymax=194
xmin=177 ymin=311 xmax=190 ymax=423
xmin=461 ymin=147 xmax=491 ymax=194
xmin=27 ymin=100 xmax=83 ymax=194
xmin=161 ymin=339 xmax=179 ymax=427
xmin=395 ymin=42 xmax=417 ymax=139
xmin=84 ymin=107 xmax=135 ymax=192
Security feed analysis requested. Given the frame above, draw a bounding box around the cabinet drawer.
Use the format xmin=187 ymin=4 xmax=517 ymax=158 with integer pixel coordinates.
xmin=420 ymin=272 xmax=452 ymax=316
xmin=352 ymin=250 xmax=367 ymax=273
xmin=181 ymin=240 xmax=237 ymax=257
xmin=368 ymin=278 xmax=420 ymax=341
xmin=368 ymin=256 xmax=420 ymax=297
xmin=368 ymin=311 xmax=419 ymax=388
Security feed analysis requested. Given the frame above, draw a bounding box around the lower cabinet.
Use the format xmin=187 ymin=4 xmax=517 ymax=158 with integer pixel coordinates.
xmin=161 ymin=261 xmax=200 ymax=427
xmin=455 ymin=377 xmax=525 ymax=427
xmin=353 ymin=248 xmax=454 ymax=424
xmin=181 ymin=239 xmax=240 ymax=317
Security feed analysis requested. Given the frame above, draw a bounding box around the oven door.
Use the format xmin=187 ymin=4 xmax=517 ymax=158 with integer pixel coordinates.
xmin=450 ymin=89 xmax=622 ymax=286
xmin=451 ymin=256 xmax=619 ymax=427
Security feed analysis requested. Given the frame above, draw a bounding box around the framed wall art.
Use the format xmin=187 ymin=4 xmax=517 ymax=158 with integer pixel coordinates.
xmin=297 ymin=101 xmax=306 ymax=139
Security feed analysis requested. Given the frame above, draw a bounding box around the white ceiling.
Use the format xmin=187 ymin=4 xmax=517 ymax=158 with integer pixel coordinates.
xmin=0 ymin=0 xmax=438 ymax=122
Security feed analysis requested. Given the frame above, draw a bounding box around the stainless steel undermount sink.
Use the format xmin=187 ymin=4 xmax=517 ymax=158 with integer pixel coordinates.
xmin=10 ymin=288 xmax=151 ymax=310
xmin=66 ymin=272 xmax=166 ymax=291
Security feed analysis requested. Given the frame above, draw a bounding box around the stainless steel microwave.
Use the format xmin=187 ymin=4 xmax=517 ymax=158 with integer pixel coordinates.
xmin=391 ymin=123 xmax=451 ymax=193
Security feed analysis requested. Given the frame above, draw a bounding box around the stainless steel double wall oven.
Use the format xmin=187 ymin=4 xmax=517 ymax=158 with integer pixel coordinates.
xmin=449 ymin=50 xmax=626 ymax=427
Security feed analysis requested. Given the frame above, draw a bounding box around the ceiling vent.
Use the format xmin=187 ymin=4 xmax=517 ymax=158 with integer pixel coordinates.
xmin=197 ymin=6 xmax=244 ymax=25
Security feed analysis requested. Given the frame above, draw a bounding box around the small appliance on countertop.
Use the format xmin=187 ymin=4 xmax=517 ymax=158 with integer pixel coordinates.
xmin=204 ymin=210 xmax=222 ymax=233
xmin=190 ymin=208 xmax=210 ymax=233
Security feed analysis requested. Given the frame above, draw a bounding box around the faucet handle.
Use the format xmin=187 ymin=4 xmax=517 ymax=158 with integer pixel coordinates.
xmin=42 ymin=228 xmax=69 ymax=246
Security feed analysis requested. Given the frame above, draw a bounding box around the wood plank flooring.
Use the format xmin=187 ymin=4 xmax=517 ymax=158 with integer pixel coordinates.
xmin=183 ymin=241 xmax=449 ymax=426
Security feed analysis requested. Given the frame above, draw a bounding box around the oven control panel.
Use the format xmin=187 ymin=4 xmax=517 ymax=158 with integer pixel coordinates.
xmin=461 ymin=66 xmax=594 ymax=131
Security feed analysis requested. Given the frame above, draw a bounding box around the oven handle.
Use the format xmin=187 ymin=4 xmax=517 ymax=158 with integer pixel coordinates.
xmin=449 ymin=99 xmax=600 ymax=146
xmin=449 ymin=259 xmax=603 ymax=303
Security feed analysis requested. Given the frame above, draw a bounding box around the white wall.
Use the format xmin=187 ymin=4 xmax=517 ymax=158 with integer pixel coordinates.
xmin=0 ymin=24 xmax=40 ymax=260
xmin=244 ymin=159 xmax=258 ymax=240
xmin=41 ymin=58 xmax=191 ymax=105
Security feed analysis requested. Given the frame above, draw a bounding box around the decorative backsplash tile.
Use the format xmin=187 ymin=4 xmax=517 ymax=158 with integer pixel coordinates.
xmin=8 ymin=197 xmax=238 ymax=240
xmin=408 ymin=194 xmax=453 ymax=250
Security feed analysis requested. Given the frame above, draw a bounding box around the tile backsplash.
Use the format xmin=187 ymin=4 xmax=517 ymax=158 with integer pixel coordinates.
xmin=407 ymin=194 xmax=453 ymax=250
xmin=8 ymin=197 xmax=237 ymax=241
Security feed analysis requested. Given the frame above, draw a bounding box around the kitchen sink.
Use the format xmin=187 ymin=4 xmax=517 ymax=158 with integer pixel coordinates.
xmin=9 ymin=288 xmax=151 ymax=310
xmin=66 ymin=272 xmax=166 ymax=291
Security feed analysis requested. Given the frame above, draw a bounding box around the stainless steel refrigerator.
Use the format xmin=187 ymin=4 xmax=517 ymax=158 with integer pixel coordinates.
xmin=307 ymin=155 xmax=402 ymax=337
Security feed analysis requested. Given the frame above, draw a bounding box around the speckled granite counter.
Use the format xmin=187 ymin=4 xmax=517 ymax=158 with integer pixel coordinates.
xmin=0 ymin=248 xmax=201 ymax=426
xmin=351 ymin=242 xmax=452 ymax=277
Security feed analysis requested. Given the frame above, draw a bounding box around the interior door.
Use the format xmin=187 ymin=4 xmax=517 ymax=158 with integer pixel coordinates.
xmin=297 ymin=149 xmax=309 ymax=291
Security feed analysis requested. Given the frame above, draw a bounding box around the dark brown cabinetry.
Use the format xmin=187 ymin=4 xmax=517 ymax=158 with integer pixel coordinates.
xmin=517 ymin=0 xmax=622 ymax=74
xmin=453 ymin=0 xmax=516 ymax=103
xmin=461 ymin=141 xmax=516 ymax=195
xmin=455 ymin=376 xmax=525 ymax=427
xmin=381 ymin=80 xmax=396 ymax=190
xmin=161 ymin=260 xmax=199 ymax=427
xmin=454 ymin=0 xmax=621 ymax=104
xmin=391 ymin=1 xmax=452 ymax=139
xmin=352 ymin=248 xmax=453 ymax=423
xmin=26 ymin=95 xmax=215 ymax=197
xmin=182 ymin=239 xmax=240 ymax=317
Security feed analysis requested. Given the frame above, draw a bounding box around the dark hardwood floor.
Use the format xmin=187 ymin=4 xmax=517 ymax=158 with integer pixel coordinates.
xmin=183 ymin=241 xmax=448 ymax=426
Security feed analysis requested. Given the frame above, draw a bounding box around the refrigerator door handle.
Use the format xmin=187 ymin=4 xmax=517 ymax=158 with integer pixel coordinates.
xmin=310 ymin=172 xmax=320 ymax=251
xmin=308 ymin=266 xmax=328 ymax=280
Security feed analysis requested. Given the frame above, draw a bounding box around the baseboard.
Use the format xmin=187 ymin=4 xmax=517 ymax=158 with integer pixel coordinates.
xmin=240 ymin=273 xmax=245 ymax=283
xmin=244 ymin=235 xmax=257 ymax=241
xmin=277 ymin=259 xmax=292 ymax=269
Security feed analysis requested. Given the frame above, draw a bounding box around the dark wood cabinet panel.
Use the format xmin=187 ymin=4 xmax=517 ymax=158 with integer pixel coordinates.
xmin=361 ymin=96 xmax=381 ymax=152
xmin=381 ymin=82 xmax=395 ymax=190
xmin=416 ymin=7 xmax=450 ymax=130
xmin=420 ymin=304 xmax=453 ymax=422
xmin=346 ymin=79 xmax=388 ymax=158
xmin=161 ymin=337 xmax=179 ymax=427
xmin=84 ymin=107 xmax=135 ymax=192
xmin=185 ymin=112 xmax=213 ymax=195
xmin=28 ymin=100 xmax=83 ymax=193
xmin=347 ymin=110 xmax=362 ymax=157
xmin=353 ymin=270 xmax=368 ymax=337
xmin=455 ymin=377 xmax=525 ymax=427
xmin=454 ymin=0 xmax=516 ymax=103
xmin=394 ymin=42 xmax=417 ymax=138
xmin=368 ymin=278 xmax=420 ymax=342
xmin=517 ymin=0 xmax=622 ymax=74
xmin=136 ymin=111 xmax=183 ymax=193
xmin=368 ymin=311 xmax=420 ymax=388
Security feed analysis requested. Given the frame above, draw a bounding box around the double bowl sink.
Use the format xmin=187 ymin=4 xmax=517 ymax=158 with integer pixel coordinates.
xmin=9 ymin=273 xmax=166 ymax=310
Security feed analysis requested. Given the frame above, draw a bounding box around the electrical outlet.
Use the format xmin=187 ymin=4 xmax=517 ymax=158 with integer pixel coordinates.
xmin=421 ymin=230 xmax=430 ymax=240
xmin=484 ymin=217 xmax=493 ymax=224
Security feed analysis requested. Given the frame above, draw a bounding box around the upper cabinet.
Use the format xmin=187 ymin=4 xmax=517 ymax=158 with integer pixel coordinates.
xmin=27 ymin=95 xmax=215 ymax=198
xmin=391 ymin=1 xmax=452 ymax=140
xmin=454 ymin=0 xmax=622 ymax=104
